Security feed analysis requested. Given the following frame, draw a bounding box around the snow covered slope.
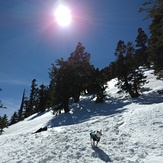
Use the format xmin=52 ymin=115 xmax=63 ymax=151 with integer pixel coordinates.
xmin=0 ymin=69 xmax=163 ymax=163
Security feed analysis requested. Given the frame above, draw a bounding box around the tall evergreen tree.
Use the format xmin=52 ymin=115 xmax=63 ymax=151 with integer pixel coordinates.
xmin=68 ymin=42 xmax=93 ymax=102
xmin=25 ymin=79 xmax=38 ymax=117
xmin=135 ymin=28 xmax=149 ymax=67
xmin=17 ymin=89 xmax=25 ymax=121
xmin=24 ymin=98 xmax=30 ymax=118
xmin=0 ymin=88 xmax=6 ymax=109
xmin=0 ymin=114 xmax=8 ymax=134
xmin=114 ymin=40 xmax=147 ymax=98
xmin=49 ymin=42 xmax=94 ymax=113
xmin=47 ymin=80 xmax=57 ymax=111
xmin=86 ymin=67 xmax=108 ymax=103
xmin=2 ymin=114 xmax=8 ymax=127
xmin=108 ymin=61 xmax=117 ymax=79
xmin=29 ymin=79 xmax=38 ymax=114
xmin=49 ymin=59 xmax=72 ymax=113
xmin=10 ymin=112 xmax=18 ymax=125
xmin=38 ymin=84 xmax=48 ymax=113
xmin=0 ymin=88 xmax=2 ymax=108
xmin=139 ymin=0 xmax=163 ymax=72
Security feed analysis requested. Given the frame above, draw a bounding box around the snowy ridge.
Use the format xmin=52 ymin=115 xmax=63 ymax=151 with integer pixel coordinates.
xmin=0 ymin=69 xmax=163 ymax=163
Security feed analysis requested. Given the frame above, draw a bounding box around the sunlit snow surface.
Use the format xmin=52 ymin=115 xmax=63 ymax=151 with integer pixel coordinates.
xmin=0 ymin=69 xmax=163 ymax=163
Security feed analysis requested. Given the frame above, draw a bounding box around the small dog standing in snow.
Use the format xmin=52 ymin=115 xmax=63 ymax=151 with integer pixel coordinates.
xmin=90 ymin=130 xmax=102 ymax=146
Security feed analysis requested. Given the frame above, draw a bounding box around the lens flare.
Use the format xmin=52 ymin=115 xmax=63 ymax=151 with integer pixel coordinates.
xmin=55 ymin=5 xmax=71 ymax=27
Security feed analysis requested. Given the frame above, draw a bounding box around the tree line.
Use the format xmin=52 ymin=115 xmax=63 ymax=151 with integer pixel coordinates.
xmin=9 ymin=42 xmax=109 ymax=124
xmin=0 ymin=0 xmax=162 ymax=131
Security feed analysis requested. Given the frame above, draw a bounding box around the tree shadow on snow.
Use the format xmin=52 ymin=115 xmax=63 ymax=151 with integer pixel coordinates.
xmin=46 ymin=96 xmax=128 ymax=128
xmin=46 ymin=88 xmax=163 ymax=128
xmin=27 ymin=110 xmax=50 ymax=121
xmin=91 ymin=146 xmax=112 ymax=162
xmin=133 ymin=91 xmax=163 ymax=105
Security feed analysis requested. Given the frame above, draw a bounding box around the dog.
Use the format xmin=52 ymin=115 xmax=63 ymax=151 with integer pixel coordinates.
xmin=90 ymin=130 xmax=102 ymax=146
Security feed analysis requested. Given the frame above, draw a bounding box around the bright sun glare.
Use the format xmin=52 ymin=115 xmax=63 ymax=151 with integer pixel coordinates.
xmin=54 ymin=5 xmax=72 ymax=27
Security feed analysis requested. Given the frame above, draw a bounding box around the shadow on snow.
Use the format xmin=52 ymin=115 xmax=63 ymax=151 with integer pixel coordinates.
xmin=134 ymin=91 xmax=163 ymax=105
xmin=91 ymin=146 xmax=112 ymax=162
xmin=28 ymin=88 xmax=163 ymax=128
xmin=27 ymin=110 xmax=50 ymax=121
xmin=46 ymin=96 xmax=128 ymax=128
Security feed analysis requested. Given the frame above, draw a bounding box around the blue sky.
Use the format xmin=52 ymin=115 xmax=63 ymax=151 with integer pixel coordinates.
xmin=0 ymin=0 xmax=151 ymax=118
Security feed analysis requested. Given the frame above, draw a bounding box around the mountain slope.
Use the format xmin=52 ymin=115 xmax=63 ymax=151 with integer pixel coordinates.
xmin=0 ymin=69 xmax=163 ymax=163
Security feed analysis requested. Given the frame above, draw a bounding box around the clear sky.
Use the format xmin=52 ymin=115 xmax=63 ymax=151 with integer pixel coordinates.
xmin=0 ymin=0 xmax=151 ymax=118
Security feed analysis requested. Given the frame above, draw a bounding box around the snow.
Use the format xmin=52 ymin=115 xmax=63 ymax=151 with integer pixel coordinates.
xmin=0 ymin=69 xmax=163 ymax=163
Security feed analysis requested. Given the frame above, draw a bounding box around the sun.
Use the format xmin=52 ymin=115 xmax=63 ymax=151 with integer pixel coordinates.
xmin=54 ymin=5 xmax=72 ymax=27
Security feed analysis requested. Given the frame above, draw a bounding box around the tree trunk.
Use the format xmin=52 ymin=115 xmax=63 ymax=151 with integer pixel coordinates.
xmin=63 ymin=98 xmax=70 ymax=113
xmin=128 ymin=89 xmax=139 ymax=98
xmin=73 ymin=93 xmax=80 ymax=103
xmin=125 ymin=77 xmax=139 ymax=98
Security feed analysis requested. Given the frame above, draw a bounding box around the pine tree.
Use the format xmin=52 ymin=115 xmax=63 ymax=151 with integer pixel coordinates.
xmin=139 ymin=0 xmax=163 ymax=72
xmin=0 ymin=88 xmax=2 ymax=108
xmin=68 ymin=42 xmax=93 ymax=102
xmin=135 ymin=28 xmax=149 ymax=67
xmin=49 ymin=59 xmax=72 ymax=113
xmin=27 ymin=79 xmax=38 ymax=116
xmin=86 ymin=68 xmax=107 ymax=103
xmin=0 ymin=116 xmax=4 ymax=134
xmin=108 ymin=61 xmax=117 ymax=79
xmin=47 ymin=80 xmax=57 ymax=111
xmin=10 ymin=112 xmax=18 ymax=125
xmin=0 ymin=114 xmax=8 ymax=134
xmin=17 ymin=89 xmax=25 ymax=121
xmin=2 ymin=114 xmax=8 ymax=127
xmin=49 ymin=42 xmax=94 ymax=113
xmin=23 ymin=79 xmax=38 ymax=118
xmin=38 ymin=84 xmax=47 ymax=113
xmin=0 ymin=88 xmax=6 ymax=109
xmin=114 ymin=40 xmax=147 ymax=98
xmin=23 ymin=98 xmax=30 ymax=118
